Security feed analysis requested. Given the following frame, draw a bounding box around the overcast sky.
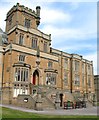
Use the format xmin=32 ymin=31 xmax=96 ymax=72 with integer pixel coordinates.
xmin=0 ymin=0 xmax=97 ymax=74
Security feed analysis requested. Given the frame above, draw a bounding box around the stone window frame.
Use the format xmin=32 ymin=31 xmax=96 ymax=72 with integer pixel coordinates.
xmin=74 ymin=74 xmax=80 ymax=86
xmin=74 ymin=60 xmax=80 ymax=72
xmin=88 ymin=64 xmax=91 ymax=75
xmin=44 ymin=41 xmax=47 ymax=53
xmin=13 ymin=84 xmax=28 ymax=97
xmin=19 ymin=54 xmax=25 ymax=62
xmin=48 ymin=61 xmax=53 ymax=69
xmin=8 ymin=14 xmax=13 ymax=26
xmin=88 ymin=76 xmax=91 ymax=88
xmin=64 ymin=58 xmax=68 ymax=69
xmin=19 ymin=33 xmax=24 ymax=45
xmin=82 ymin=63 xmax=85 ymax=73
xmin=64 ymin=71 xmax=68 ymax=85
xmin=46 ymin=73 xmax=56 ymax=85
xmin=15 ymin=67 xmax=29 ymax=82
xmin=24 ymin=18 xmax=31 ymax=28
xmin=31 ymin=37 xmax=38 ymax=49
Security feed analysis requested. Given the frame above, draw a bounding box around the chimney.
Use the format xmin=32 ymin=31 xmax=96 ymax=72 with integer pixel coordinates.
xmin=36 ymin=6 xmax=41 ymax=26
xmin=36 ymin=6 xmax=41 ymax=18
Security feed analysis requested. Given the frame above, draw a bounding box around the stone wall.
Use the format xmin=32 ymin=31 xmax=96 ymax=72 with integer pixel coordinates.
xmin=17 ymin=94 xmax=36 ymax=109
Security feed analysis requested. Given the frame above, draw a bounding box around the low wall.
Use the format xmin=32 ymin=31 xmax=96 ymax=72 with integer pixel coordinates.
xmin=17 ymin=94 xmax=36 ymax=109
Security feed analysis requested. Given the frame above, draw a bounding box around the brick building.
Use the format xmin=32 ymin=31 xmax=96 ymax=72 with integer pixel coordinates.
xmin=0 ymin=3 xmax=95 ymax=109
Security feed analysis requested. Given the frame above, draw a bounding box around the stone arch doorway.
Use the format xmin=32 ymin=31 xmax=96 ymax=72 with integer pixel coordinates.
xmin=32 ymin=70 xmax=39 ymax=85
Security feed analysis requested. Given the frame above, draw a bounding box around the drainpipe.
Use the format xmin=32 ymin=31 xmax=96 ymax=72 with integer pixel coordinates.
xmin=70 ymin=56 xmax=73 ymax=93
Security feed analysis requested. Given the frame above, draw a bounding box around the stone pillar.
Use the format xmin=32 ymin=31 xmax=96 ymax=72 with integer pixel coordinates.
xmin=35 ymin=88 xmax=43 ymax=111
xmin=55 ymin=92 xmax=61 ymax=109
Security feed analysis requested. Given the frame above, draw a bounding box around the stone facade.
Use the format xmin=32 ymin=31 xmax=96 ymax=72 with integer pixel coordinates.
xmin=0 ymin=3 xmax=95 ymax=109
xmin=94 ymin=75 xmax=99 ymax=102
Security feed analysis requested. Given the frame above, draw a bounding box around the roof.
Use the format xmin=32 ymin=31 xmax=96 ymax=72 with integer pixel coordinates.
xmin=0 ymin=28 xmax=8 ymax=45
xmin=0 ymin=28 xmax=3 ymax=34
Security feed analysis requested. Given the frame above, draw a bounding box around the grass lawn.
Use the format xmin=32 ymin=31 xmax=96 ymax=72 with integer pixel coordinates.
xmin=1 ymin=107 xmax=98 ymax=120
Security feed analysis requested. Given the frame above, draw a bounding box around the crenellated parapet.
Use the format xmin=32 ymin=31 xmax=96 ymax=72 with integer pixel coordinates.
xmin=6 ymin=3 xmax=41 ymax=26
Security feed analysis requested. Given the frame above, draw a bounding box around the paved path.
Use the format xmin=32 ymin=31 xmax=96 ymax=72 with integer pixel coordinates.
xmin=0 ymin=104 xmax=98 ymax=116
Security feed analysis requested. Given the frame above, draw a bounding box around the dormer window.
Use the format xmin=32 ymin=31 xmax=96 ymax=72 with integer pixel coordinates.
xmin=19 ymin=55 xmax=25 ymax=62
xmin=25 ymin=19 xmax=30 ymax=28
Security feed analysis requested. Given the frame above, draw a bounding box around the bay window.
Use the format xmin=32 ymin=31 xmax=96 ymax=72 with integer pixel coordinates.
xmin=15 ymin=67 xmax=29 ymax=82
